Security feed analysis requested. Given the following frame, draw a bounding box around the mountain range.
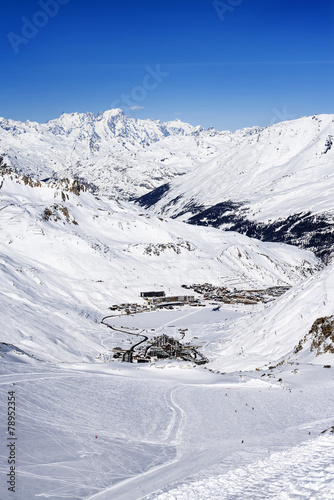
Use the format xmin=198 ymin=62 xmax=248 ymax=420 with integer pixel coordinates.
xmin=136 ymin=113 xmax=334 ymax=262
xmin=0 ymin=108 xmax=232 ymax=199
xmin=0 ymin=169 xmax=318 ymax=363
xmin=1 ymin=110 xmax=333 ymax=261
xmin=1 ymin=110 xmax=334 ymax=499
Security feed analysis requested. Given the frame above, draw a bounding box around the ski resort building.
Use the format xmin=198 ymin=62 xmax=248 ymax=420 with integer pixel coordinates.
xmin=145 ymin=295 xmax=195 ymax=306
xmin=140 ymin=291 xmax=166 ymax=298
xmin=143 ymin=334 xmax=208 ymax=364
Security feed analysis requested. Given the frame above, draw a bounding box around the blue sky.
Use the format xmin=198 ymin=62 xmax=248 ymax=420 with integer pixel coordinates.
xmin=1 ymin=0 xmax=334 ymax=130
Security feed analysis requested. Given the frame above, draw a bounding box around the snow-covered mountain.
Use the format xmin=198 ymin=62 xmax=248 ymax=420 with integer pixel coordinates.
xmin=1 ymin=111 xmax=334 ymax=500
xmin=136 ymin=114 xmax=334 ymax=261
xmin=4 ymin=110 xmax=334 ymax=262
xmin=0 ymin=169 xmax=319 ymax=363
xmin=0 ymin=109 xmax=233 ymax=199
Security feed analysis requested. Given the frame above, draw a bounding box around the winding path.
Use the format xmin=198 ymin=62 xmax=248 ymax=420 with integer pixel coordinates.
xmin=86 ymin=385 xmax=187 ymax=500
xmin=101 ymin=315 xmax=148 ymax=358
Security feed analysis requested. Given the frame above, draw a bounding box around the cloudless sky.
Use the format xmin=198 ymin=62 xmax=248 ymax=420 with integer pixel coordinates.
xmin=1 ymin=0 xmax=334 ymax=130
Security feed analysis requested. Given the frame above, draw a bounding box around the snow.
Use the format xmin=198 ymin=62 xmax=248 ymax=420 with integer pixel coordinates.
xmin=4 ymin=111 xmax=334 ymax=223
xmin=152 ymin=434 xmax=334 ymax=499
xmin=145 ymin=114 xmax=334 ymax=222
xmin=0 ymin=110 xmax=234 ymax=198
xmin=109 ymin=306 xmax=243 ymax=330
xmin=0 ymin=172 xmax=318 ymax=363
xmin=0 ymin=112 xmax=334 ymax=500
xmin=1 ymin=359 xmax=334 ymax=499
xmin=209 ymin=263 xmax=334 ymax=372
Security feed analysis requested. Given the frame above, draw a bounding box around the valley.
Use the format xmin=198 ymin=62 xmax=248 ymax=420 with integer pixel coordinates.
xmin=0 ymin=111 xmax=333 ymax=499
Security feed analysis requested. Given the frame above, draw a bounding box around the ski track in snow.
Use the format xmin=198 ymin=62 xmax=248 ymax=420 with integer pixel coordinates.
xmin=1 ymin=355 xmax=334 ymax=499
xmin=84 ymin=380 xmax=334 ymax=500
xmin=152 ymin=435 xmax=334 ymax=500
xmin=85 ymin=385 xmax=186 ymax=500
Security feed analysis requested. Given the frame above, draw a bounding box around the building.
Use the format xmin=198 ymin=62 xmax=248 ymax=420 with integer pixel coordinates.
xmin=140 ymin=291 xmax=166 ymax=298
xmin=132 ymin=355 xmax=151 ymax=363
xmin=147 ymin=295 xmax=195 ymax=306
xmin=112 ymin=347 xmax=132 ymax=362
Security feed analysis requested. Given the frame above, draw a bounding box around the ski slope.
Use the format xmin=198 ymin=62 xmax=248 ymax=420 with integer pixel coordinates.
xmin=1 ymin=358 xmax=334 ymax=499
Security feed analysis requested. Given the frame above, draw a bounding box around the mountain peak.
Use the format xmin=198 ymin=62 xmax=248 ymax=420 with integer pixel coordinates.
xmin=100 ymin=108 xmax=125 ymax=119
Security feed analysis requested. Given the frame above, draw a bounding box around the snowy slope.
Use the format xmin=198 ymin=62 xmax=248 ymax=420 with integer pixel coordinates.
xmin=142 ymin=114 xmax=334 ymax=220
xmin=137 ymin=114 xmax=334 ymax=260
xmin=0 ymin=169 xmax=319 ymax=363
xmin=1 ymin=358 xmax=333 ymax=500
xmin=4 ymin=110 xmax=334 ymax=259
xmin=151 ymin=433 xmax=334 ymax=500
xmin=209 ymin=263 xmax=334 ymax=372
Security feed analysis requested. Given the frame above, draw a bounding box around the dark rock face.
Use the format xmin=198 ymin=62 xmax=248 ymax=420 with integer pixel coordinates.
xmin=187 ymin=202 xmax=334 ymax=262
xmin=137 ymin=184 xmax=334 ymax=262
xmin=135 ymin=183 xmax=170 ymax=208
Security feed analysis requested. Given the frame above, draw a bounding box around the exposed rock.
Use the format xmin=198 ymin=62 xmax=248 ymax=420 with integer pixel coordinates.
xmin=294 ymin=316 xmax=334 ymax=356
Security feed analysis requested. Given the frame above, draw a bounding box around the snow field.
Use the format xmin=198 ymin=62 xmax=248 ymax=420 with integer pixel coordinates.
xmin=0 ymin=175 xmax=318 ymax=363
xmin=151 ymin=434 xmax=334 ymax=500
xmin=209 ymin=263 xmax=334 ymax=372
xmin=1 ymin=360 xmax=333 ymax=499
xmin=150 ymin=114 xmax=334 ymax=222
xmin=0 ymin=366 xmax=176 ymax=499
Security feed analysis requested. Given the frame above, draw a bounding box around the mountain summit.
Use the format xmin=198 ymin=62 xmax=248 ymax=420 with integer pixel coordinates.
xmin=0 ymin=109 xmax=231 ymax=198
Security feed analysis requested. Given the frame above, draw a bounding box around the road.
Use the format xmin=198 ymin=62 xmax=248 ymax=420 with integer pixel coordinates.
xmin=101 ymin=315 xmax=149 ymax=360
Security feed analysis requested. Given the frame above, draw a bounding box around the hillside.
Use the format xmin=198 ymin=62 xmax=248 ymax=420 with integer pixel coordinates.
xmin=137 ymin=114 xmax=334 ymax=261
xmin=0 ymin=168 xmax=319 ymax=363
xmin=4 ymin=110 xmax=334 ymax=261
xmin=208 ymin=263 xmax=334 ymax=372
